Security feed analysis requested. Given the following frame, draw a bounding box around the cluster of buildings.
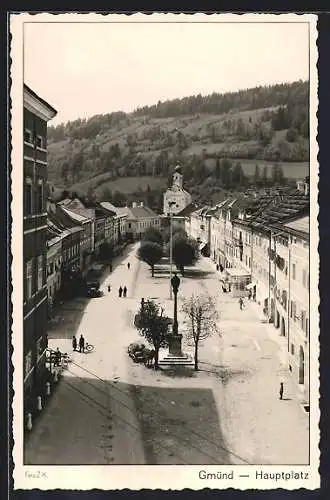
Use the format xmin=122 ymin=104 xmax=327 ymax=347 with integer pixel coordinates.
xmin=22 ymin=82 xmax=310 ymax=420
xmin=175 ymin=181 xmax=310 ymax=405
xmin=23 ymin=85 xmax=161 ymax=416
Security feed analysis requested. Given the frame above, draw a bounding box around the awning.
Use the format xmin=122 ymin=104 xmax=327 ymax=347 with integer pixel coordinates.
xmin=246 ymin=282 xmax=256 ymax=290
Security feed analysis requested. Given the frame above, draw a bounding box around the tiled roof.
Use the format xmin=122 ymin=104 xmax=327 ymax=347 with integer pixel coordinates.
xmin=61 ymin=207 xmax=89 ymax=223
xmin=127 ymin=206 xmax=159 ymax=219
xmin=176 ymin=203 xmax=199 ymax=217
xmin=284 ymin=216 xmax=309 ymax=235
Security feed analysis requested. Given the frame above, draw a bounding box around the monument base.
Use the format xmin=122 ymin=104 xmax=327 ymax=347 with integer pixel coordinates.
xmin=168 ymin=334 xmax=183 ymax=356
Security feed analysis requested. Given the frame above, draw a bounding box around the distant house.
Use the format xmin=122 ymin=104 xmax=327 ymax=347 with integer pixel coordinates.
xmin=124 ymin=202 xmax=161 ymax=240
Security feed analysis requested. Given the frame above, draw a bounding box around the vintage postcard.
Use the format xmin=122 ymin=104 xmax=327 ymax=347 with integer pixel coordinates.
xmin=10 ymin=12 xmax=319 ymax=490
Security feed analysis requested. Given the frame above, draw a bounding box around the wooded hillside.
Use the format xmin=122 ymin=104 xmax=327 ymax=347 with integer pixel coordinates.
xmin=48 ymin=80 xmax=309 ymax=207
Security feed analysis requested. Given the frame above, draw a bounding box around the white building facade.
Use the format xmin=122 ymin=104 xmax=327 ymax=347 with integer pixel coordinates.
xmin=163 ymin=165 xmax=192 ymax=215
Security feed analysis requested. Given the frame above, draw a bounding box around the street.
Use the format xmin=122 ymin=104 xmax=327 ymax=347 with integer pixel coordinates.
xmin=24 ymin=243 xmax=309 ymax=465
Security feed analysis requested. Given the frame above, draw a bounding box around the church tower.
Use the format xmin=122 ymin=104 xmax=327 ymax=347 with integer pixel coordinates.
xmin=163 ymin=164 xmax=192 ymax=215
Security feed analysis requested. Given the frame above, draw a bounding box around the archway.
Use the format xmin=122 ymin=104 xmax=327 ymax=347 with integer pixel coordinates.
xmin=299 ymin=346 xmax=305 ymax=385
xmin=281 ymin=316 xmax=286 ymax=336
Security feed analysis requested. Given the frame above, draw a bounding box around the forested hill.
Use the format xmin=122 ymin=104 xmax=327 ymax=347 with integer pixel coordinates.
xmin=47 ymin=80 xmax=309 ymax=206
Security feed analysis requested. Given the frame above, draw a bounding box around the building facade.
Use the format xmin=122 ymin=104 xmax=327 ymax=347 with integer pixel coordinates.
xmin=23 ymin=85 xmax=57 ymax=411
xmin=163 ymin=165 xmax=192 ymax=215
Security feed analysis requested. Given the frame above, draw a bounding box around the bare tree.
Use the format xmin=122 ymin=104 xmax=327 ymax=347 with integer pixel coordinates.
xmin=182 ymin=293 xmax=220 ymax=371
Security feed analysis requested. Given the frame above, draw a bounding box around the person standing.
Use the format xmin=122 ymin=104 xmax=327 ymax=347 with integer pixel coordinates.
xmin=239 ymin=297 xmax=244 ymax=310
xmin=123 ymin=286 xmax=127 ymax=298
xmin=119 ymin=286 xmax=123 ymax=297
xmin=127 ymin=262 xmax=130 ymax=270
xmin=108 ymin=284 xmax=111 ymax=292
xmin=279 ymin=381 xmax=284 ymax=400
xmin=79 ymin=334 xmax=85 ymax=353
xmin=72 ymin=336 xmax=77 ymax=351
xmin=55 ymin=347 xmax=61 ymax=366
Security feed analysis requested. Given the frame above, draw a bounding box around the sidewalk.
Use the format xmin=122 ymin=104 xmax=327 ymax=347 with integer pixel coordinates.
xmin=133 ymin=255 xmax=309 ymax=464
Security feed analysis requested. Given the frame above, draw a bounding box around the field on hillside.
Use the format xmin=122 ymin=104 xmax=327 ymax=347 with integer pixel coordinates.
xmin=70 ymin=175 xmax=167 ymax=196
xmin=204 ymin=158 xmax=309 ymax=180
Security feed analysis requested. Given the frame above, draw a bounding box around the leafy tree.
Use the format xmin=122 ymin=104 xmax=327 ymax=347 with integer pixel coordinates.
xmin=262 ymin=166 xmax=268 ymax=185
xmin=220 ymin=158 xmax=232 ymax=189
xmin=136 ymin=300 xmax=171 ymax=369
xmin=232 ymin=162 xmax=245 ymax=187
xmin=254 ymin=164 xmax=260 ymax=185
xmin=214 ymin=159 xmax=221 ymax=179
xmin=182 ymin=293 xmax=220 ymax=371
xmin=172 ymin=237 xmax=198 ymax=276
xmin=112 ymin=190 xmax=127 ymax=207
xmin=142 ymin=227 xmax=163 ymax=246
xmin=137 ymin=241 xmax=163 ymax=277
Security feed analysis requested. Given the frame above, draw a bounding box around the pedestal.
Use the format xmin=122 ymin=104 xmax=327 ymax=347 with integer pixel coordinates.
xmin=169 ymin=334 xmax=183 ymax=356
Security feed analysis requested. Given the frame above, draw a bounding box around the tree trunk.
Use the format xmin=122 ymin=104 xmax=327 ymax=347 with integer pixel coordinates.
xmin=194 ymin=342 xmax=199 ymax=371
xmin=151 ymin=264 xmax=154 ymax=277
xmin=154 ymin=348 xmax=159 ymax=370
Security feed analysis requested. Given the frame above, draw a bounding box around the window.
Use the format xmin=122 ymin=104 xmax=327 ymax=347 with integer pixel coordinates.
xmin=290 ymin=300 xmax=296 ymax=319
xmin=292 ymin=263 xmax=296 ymax=280
xmin=24 ymin=178 xmax=33 ymax=215
xmin=36 ymin=180 xmax=43 ymax=213
xmin=36 ymin=135 xmax=43 ymax=148
xmin=291 ymin=343 xmax=295 ymax=355
xmin=301 ymin=310 xmax=306 ymax=332
xmin=25 ymin=350 xmax=33 ymax=378
xmin=302 ymin=269 xmax=308 ymax=288
xmin=24 ymin=129 xmax=32 ymax=143
xmin=37 ymin=255 xmax=43 ymax=290
xmin=25 ymin=259 xmax=33 ymax=300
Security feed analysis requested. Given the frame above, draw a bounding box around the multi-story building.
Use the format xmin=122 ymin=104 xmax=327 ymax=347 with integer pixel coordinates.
xmin=270 ymin=216 xmax=310 ymax=404
xmin=124 ymin=202 xmax=161 ymax=240
xmin=23 ymin=85 xmax=57 ymax=412
xmin=46 ymin=216 xmax=63 ymax=314
xmin=100 ymin=202 xmax=128 ymax=250
xmin=163 ymin=165 xmax=192 ymax=215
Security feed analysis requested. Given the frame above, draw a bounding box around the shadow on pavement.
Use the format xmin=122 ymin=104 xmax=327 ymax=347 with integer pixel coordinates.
xmin=24 ymin=367 xmax=244 ymax=465
xmin=132 ymin=384 xmax=239 ymax=465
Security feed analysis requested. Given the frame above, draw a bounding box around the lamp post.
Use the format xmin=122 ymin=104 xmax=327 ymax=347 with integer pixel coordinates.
xmin=169 ymin=272 xmax=183 ymax=356
xmin=171 ymin=272 xmax=180 ymax=336
xmin=168 ymin=201 xmax=176 ymax=300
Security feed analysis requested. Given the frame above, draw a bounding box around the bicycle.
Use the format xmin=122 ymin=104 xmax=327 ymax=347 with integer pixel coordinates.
xmin=84 ymin=343 xmax=95 ymax=353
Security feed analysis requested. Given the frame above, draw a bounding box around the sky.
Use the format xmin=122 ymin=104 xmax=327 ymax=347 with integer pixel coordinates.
xmin=23 ymin=17 xmax=310 ymax=125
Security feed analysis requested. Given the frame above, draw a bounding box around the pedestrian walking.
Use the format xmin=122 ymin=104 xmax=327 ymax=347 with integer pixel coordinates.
xmin=279 ymin=381 xmax=284 ymax=400
xmin=127 ymin=262 xmax=130 ymax=270
xmin=55 ymin=347 xmax=61 ymax=366
xmin=119 ymin=286 xmax=123 ymax=298
xmin=72 ymin=336 xmax=77 ymax=351
xmin=123 ymin=286 xmax=127 ymax=298
xmin=108 ymin=284 xmax=111 ymax=292
xmin=79 ymin=334 xmax=85 ymax=353
xmin=239 ymin=297 xmax=244 ymax=310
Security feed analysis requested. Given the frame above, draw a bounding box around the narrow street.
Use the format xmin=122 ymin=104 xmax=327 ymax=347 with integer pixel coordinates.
xmin=24 ymin=245 xmax=309 ymax=465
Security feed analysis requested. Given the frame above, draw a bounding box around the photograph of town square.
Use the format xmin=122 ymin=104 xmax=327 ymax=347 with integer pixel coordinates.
xmin=21 ymin=19 xmax=312 ymax=466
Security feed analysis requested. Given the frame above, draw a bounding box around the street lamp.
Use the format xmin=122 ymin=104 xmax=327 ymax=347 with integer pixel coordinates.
xmin=171 ymin=272 xmax=180 ymax=336
xmin=168 ymin=201 xmax=176 ymax=300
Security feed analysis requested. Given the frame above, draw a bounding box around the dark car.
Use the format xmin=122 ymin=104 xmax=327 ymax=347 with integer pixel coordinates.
xmin=87 ymin=287 xmax=103 ymax=298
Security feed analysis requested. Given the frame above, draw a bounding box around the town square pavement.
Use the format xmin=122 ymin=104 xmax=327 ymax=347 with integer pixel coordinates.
xmin=24 ymin=243 xmax=309 ymax=465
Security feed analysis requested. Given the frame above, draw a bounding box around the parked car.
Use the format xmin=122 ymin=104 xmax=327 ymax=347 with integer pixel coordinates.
xmin=87 ymin=287 xmax=103 ymax=298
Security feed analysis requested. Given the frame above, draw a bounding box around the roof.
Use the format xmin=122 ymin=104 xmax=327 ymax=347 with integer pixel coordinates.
xmin=176 ymin=203 xmax=199 ymax=217
xmin=100 ymin=202 xmax=128 ymax=217
xmin=127 ymin=206 xmax=159 ymax=219
xmin=61 ymin=207 xmax=90 ymax=223
xmin=24 ymin=83 xmax=57 ymax=115
xmin=284 ymin=216 xmax=309 ymax=235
